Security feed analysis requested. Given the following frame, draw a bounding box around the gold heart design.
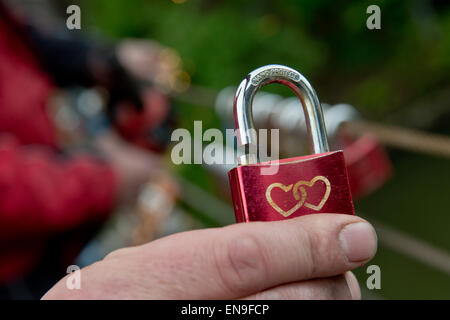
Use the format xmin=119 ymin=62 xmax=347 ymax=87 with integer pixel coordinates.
xmin=265 ymin=183 xmax=306 ymax=218
xmin=293 ymin=176 xmax=331 ymax=211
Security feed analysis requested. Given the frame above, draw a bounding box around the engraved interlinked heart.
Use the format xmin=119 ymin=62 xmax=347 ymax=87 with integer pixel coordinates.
xmin=265 ymin=183 xmax=306 ymax=218
xmin=265 ymin=176 xmax=331 ymax=217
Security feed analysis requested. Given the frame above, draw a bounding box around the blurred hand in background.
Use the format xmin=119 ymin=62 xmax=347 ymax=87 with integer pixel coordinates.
xmin=94 ymin=130 xmax=165 ymax=203
xmin=116 ymin=38 xmax=181 ymax=93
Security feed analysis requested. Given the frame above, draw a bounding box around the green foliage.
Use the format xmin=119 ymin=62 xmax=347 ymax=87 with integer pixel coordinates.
xmin=82 ymin=0 xmax=450 ymax=119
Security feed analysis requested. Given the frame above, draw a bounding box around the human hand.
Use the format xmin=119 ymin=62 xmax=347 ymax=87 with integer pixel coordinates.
xmin=42 ymin=214 xmax=377 ymax=300
xmin=116 ymin=38 xmax=181 ymax=92
xmin=94 ymin=130 xmax=164 ymax=202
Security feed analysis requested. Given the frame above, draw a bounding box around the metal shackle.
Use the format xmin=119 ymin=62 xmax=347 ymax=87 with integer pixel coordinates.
xmin=234 ymin=64 xmax=330 ymax=164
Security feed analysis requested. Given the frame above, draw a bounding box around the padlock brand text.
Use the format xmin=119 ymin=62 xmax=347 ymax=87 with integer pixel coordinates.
xmin=251 ymin=68 xmax=300 ymax=86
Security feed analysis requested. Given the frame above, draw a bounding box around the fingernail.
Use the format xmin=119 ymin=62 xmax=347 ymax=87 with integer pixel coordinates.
xmin=339 ymin=222 xmax=377 ymax=263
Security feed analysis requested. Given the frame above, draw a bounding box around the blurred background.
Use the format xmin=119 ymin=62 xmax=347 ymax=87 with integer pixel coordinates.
xmin=1 ymin=0 xmax=449 ymax=299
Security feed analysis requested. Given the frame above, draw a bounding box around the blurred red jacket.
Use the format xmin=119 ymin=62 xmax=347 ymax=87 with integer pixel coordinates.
xmin=0 ymin=7 xmax=117 ymax=284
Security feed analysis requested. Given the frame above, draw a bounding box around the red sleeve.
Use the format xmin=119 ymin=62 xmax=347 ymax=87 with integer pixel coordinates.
xmin=0 ymin=135 xmax=117 ymax=241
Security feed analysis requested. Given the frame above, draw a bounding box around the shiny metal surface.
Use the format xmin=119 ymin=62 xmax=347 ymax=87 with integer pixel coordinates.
xmin=234 ymin=64 xmax=329 ymax=164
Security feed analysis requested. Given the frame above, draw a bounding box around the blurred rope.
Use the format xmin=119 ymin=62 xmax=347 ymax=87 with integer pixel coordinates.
xmin=369 ymin=218 xmax=450 ymax=276
xmin=172 ymin=85 xmax=450 ymax=159
xmin=341 ymin=120 xmax=450 ymax=158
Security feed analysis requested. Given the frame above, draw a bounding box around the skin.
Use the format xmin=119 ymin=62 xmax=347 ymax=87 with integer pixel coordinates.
xmin=93 ymin=131 xmax=164 ymax=201
xmin=42 ymin=214 xmax=377 ymax=300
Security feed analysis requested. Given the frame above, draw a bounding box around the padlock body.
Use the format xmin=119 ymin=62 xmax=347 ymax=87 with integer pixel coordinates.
xmin=228 ymin=151 xmax=355 ymax=223
xmin=343 ymin=135 xmax=393 ymax=200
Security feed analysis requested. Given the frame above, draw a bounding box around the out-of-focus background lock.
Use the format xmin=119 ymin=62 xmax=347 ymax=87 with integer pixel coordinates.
xmin=324 ymin=103 xmax=393 ymax=200
xmin=228 ymin=65 xmax=355 ymax=222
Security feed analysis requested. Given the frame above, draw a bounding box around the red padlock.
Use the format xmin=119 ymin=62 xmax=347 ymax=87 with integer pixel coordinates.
xmin=228 ymin=65 xmax=355 ymax=223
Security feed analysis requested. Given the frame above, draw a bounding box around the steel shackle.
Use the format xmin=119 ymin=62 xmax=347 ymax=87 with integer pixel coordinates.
xmin=234 ymin=64 xmax=330 ymax=164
